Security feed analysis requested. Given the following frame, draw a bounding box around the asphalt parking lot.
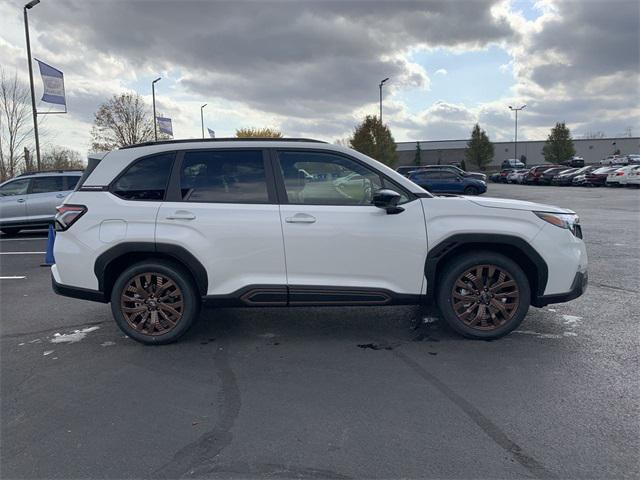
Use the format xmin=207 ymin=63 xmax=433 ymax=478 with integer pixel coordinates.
xmin=1 ymin=184 xmax=639 ymax=479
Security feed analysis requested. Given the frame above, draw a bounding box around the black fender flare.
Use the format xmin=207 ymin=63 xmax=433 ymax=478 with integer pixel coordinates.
xmin=424 ymin=233 xmax=548 ymax=301
xmin=94 ymin=242 xmax=208 ymax=297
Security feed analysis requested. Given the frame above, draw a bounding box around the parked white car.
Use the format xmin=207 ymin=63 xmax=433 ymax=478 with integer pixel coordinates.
xmin=625 ymin=167 xmax=640 ymax=187
xmin=619 ymin=165 xmax=640 ymax=186
xmin=601 ymin=155 xmax=628 ymax=166
xmin=606 ymin=165 xmax=640 ymax=186
xmin=506 ymin=169 xmax=528 ymax=184
xmin=52 ymin=138 xmax=588 ymax=344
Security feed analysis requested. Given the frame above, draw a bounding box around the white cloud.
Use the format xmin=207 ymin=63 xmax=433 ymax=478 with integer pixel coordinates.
xmin=435 ymin=68 xmax=448 ymax=76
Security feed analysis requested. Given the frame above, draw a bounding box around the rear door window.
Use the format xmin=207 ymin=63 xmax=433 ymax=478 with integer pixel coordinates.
xmin=31 ymin=176 xmax=65 ymax=194
xmin=179 ymin=150 xmax=268 ymax=203
xmin=112 ymin=153 xmax=175 ymax=201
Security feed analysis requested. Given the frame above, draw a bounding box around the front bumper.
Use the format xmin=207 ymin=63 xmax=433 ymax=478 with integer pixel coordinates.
xmin=533 ymin=271 xmax=588 ymax=307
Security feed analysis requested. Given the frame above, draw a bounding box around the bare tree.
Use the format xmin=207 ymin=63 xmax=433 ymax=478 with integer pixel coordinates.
xmin=0 ymin=70 xmax=33 ymax=181
xmin=90 ymin=93 xmax=154 ymax=151
xmin=583 ymin=131 xmax=606 ymax=139
xmin=41 ymin=146 xmax=85 ymax=170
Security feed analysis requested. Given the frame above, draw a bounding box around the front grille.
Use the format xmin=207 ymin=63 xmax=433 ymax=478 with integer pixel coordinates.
xmin=573 ymin=224 xmax=583 ymax=239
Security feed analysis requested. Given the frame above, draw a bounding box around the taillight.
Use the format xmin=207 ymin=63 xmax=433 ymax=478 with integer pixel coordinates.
xmin=55 ymin=204 xmax=87 ymax=231
xmin=616 ymin=172 xmax=624 ymax=176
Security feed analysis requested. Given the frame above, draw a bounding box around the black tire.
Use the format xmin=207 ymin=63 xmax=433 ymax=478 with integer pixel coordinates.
xmin=436 ymin=251 xmax=530 ymax=340
xmin=1 ymin=228 xmax=21 ymax=235
xmin=110 ymin=261 xmax=200 ymax=345
xmin=463 ymin=186 xmax=479 ymax=195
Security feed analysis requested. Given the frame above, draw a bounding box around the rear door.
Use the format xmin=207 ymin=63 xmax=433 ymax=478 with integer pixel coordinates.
xmin=155 ymin=149 xmax=286 ymax=299
xmin=0 ymin=178 xmax=30 ymax=224
xmin=26 ymin=175 xmax=67 ymax=223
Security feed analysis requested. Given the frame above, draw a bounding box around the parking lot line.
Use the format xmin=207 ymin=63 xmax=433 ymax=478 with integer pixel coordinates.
xmin=0 ymin=252 xmax=46 ymax=255
xmin=0 ymin=276 xmax=26 ymax=280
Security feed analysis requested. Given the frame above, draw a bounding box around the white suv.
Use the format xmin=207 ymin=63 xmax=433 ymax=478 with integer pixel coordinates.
xmin=52 ymin=139 xmax=588 ymax=344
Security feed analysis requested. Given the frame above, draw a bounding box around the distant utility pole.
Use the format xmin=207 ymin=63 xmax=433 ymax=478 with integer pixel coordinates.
xmin=200 ymin=104 xmax=207 ymax=139
xmin=152 ymin=77 xmax=161 ymax=141
xmin=379 ymin=77 xmax=389 ymax=123
xmin=23 ymin=0 xmax=41 ymax=170
xmin=508 ymin=104 xmax=526 ymax=161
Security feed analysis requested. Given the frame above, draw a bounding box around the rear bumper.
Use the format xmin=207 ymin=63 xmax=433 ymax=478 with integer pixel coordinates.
xmin=51 ymin=273 xmax=107 ymax=303
xmin=533 ymin=271 xmax=588 ymax=307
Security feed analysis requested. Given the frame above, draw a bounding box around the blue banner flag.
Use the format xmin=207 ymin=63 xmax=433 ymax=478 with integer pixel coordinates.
xmin=35 ymin=59 xmax=66 ymax=106
xmin=157 ymin=117 xmax=173 ymax=136
xmin=207 ymin=128 xmax=215 ymax=138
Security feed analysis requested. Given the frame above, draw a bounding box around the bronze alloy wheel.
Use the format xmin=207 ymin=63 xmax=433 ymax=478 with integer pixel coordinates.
xmin=451 ymin=264 xmax=520 ymax=331
xmin=120 ymin=272 xmax=184 ymax=336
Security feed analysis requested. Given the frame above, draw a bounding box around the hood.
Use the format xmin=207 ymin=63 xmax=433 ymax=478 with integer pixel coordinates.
xmin=467 ymin=196 xmax=573 ymax=214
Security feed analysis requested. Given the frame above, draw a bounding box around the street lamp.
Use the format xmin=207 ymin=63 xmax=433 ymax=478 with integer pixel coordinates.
xmin=152 ymin=77 xmax=161 ymax=141
xmin=379 ymin=77 xmax=389 ymax=123
xmin=24 ymin=0 xmax=41 ymax=170
xmin=508 ymin=104 xmax=526 ymax=163
xmin=200 ymin=104 xmax=207 ymax=139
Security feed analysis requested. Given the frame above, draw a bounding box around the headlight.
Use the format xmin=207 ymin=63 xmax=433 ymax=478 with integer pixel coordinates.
xmin=534 ymin=211 xmax=582 ymax=237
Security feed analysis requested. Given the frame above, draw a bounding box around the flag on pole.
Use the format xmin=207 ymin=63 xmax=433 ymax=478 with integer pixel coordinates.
xmin=207 ymin=128 xmax=215 ymax=138
xmin=35 ymin=59 xmax=66 ymax=106
xmin=157 ymin=117 xmax=173 ymax=136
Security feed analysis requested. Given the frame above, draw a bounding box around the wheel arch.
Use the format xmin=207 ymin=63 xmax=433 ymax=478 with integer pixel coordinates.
xmin=95 ymin=242 xmax=208 ymax=300
xmin=425 ymin=234 xmax=548 ymax=303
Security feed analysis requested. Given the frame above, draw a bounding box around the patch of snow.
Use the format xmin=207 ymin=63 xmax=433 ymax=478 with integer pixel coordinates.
xmin=43 ymin=350 xmax=54 ymax=356
xmin=563 ymin=331 xmax=578 ymax=337
xmin=101 ymin=341 xmax=115 ymax=347
xmin=514 ymin=330 xmax=563 ymax=339
xmin=28 ymin=339 xmax=41 ymax=344
xmin=547 ymin=308 xmax=557 ymax=312
xmin=18 ymin=343 xmax=25 ymax=346
xmin=50 ymin=326 xmax=100 ymax=344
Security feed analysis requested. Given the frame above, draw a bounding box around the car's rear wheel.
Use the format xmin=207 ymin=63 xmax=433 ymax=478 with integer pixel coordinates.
xmin=437 ymin=252 xmax=530 ymax=339
xmin=464 ymin=186 xmax=479 ymax=195
xmin=110 ymin=261 xmax=200 ymax=345
xmin=1 ymin=228 xmax=21 ymax=236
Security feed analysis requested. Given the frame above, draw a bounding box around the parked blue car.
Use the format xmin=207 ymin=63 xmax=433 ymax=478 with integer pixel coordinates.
xmin=408 ymin=169 xmax=487 ymax=195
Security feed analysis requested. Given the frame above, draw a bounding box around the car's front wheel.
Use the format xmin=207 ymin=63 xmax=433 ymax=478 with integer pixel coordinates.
xmin=437 ymin=252 xmax=530 ymax=339
xmin=110 ymin=261 xmax=200 ymax=345
xmin=464 ymin=186 xmax=479 ymax=195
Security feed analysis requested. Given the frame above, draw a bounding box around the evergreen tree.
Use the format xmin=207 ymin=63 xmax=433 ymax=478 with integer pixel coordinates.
xmin=465 ymin=124 xmax=494 ymax=171
xmin=413 ymin=141 xmax=422 ymax=166
xmin=349 ymin=115 xmax=397 ymax=167
xmin=542 ymin=122 xmax=575 ymax=163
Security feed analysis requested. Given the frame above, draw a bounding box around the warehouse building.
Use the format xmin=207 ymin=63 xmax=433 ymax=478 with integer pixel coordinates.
xmin=395 ymin=137 xmax=640 ymax=169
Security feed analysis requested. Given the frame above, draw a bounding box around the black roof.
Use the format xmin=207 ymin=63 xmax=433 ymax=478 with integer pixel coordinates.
xmin=119 ymin=137 xmax=327 ymax=150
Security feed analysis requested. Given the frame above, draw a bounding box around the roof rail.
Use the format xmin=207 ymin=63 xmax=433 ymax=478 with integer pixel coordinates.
xmin=17 ymin=169 xmax=84 ymax=177
xmin=119 ymin=137 xmax=327 ymax=150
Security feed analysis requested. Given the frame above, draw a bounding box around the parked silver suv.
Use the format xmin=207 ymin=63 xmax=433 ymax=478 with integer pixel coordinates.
xmin=0 ymin=170 xmax=83 ymax=235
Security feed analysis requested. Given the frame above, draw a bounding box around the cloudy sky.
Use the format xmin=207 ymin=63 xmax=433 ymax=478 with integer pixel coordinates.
xmin=1 ymin=0 xmax=638 ymax=154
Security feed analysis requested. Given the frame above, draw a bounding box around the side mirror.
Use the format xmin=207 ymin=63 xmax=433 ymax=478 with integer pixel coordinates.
xmin=373 ymin=189 xmax=404 ymax=214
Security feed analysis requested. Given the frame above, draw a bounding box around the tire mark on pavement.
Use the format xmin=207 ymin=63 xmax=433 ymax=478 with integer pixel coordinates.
xmin=153 ymin=339 xmax=241 ymax=478
xmin=393 ymin=349 xmax=557 ymax=479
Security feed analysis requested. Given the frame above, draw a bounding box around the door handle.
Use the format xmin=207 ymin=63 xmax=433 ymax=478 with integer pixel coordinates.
xmin=16 ymin=198 xmax=26 ymax=203
xmin=285 ymin=213 xmax=316 ymax=224
xmin=166 ymin=210 xmax=196 ymax=220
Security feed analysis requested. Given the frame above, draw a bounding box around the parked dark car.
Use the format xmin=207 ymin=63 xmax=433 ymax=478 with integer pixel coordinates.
xmin=584 ymin=166 xmax=620 ymax=186
xmin=524 ymin=164 xmax=562 ymax=184
xmin=562 ymin=156 xmax=585 ymax=168
xmin=408 ymin=170 xmax=487 ymax=195
xmin=551 ymin=166 xmax=594 ymax=186
xmin=397 ymin=165 xmax=486 ymax=181
xmin=539 ymin=167 xmax=575 ymax=185
xmin=489 ymin=172 xmax=501 ymax=183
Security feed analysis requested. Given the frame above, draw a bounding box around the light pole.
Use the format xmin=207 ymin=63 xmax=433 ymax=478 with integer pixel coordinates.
xmin=509 ymin=104 xmax=526 ymax=162
xmin=200 ymin=104 xmax=207 ymax=139
xmin=152 ymin=77 xmax=161 ymax=141
xmin=379 ymin=77 xmax=389 ymax=123
xmin=24 ymin=0 xmax=41 ymax=170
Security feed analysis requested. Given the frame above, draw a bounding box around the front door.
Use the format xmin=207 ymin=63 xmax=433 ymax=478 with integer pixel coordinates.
xmin=0 ymin=178 xmax=30 ymax=225
xmin=275 ymin=149 xmax=428 ymax=301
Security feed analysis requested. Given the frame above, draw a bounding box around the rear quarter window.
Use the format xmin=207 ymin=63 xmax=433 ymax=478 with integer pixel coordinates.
xmin=112 ymin=153 xmax=175 ymax=201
